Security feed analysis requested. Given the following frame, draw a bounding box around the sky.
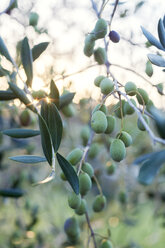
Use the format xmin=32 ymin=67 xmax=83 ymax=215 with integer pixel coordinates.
xmin=0 ymin=0 xmax=165 ymax=107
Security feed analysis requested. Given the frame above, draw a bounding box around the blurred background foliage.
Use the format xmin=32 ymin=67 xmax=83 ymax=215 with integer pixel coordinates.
xmin=0 ymin=0 xmax=165 ymax=248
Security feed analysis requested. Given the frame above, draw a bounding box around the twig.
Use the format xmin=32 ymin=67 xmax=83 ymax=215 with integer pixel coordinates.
xmin=85 ymin=211 xmax=98 ymax=248
xmin=109 ymin=0 xmax=119 ymax=27
xmin=119 ymin=91 xmax=165 ymax=145
xmin=54 ymin=64 xmax=97 ymax=82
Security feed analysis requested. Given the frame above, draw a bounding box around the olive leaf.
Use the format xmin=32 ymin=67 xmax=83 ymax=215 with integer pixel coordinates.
xmin=32 ymin=42 xmax=49 ymax=61
xmin=41 ymin=101 xmax=63 ymax=152
xmin=3 ymin=129 xmax=40 ymax=138
xmin=49 ymin=80 xmax=59 ymax=109
xmin=59 ymin=92 xmax=75 ymax=109
xmin=8 ymin=82 xmax=37 ymax=113
xmin=0 ymin=90 xmax=16 ymax=101
xmin=9 ymin=155 xmax=46 ymax=164
xmin=0 ymin=37 xmax=16 ymax=66
xmin=56 ymin=153 xmax=79 ymax=194
xmin=21 ymin=37 xmax=33 ymax=87
xmin=158 ymin=18 xmax=165 ymax=48
xmin=141 ymin=26 xmax=165 ymax=51
xmin=38 ymin=114 xmax=53 ymax=166
xmin=0 ymin=188 xmax=25 ymax=198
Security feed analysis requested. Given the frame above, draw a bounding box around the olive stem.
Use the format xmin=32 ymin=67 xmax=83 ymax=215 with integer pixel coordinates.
xmin=85 ymin=211 xmax=98 ymax=248
xmin=109 ymin=0 xmax=119 ymax=28
xmin=93 ymin=175 xmax=103 ymax=196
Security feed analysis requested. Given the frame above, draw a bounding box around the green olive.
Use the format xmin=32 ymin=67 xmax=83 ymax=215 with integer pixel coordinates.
xmin=100 ymin=78 xmax=114 ymax=95
xmin=93 ymin=19 xmax=107 ymax=40
xmin=116 ymin=131 xmax=132 ymax=147
xmin=79 ymin=173 xmax=92 ymax=196
xmin=92 ymin=195 xmax=107 ymax=212
xmin=66 ymin=148 xmax=83 ymax=166
xmin=125 ymin=82 xmax=137 ymax=96
xmin=68 ymin=192 xmax=81 ymax=209
xmin=110 ymin=139 xmax=126 ymax=162
xmin=94 ymin=47 xmax=107 ymax=65
xmin=91 ymin=110 xmax=107 ymax=133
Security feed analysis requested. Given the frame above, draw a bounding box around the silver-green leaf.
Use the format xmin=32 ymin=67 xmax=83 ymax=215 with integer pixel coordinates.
xmin=3 ymin=129 xmax=40 ymax=138
xmin=21 ymin=37 xmax=33 ymax=87
xmin=9 ymin=155 xmax=46 ymax=164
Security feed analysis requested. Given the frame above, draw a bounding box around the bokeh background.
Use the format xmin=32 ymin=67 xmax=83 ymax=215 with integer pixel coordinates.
xmin=0 ymin=0 xmax=165 ymax=248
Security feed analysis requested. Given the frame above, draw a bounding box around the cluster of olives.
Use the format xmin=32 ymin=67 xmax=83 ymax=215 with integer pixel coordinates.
xmin=91 ymin=76 xmax=152 ymax=162
xmin=61 ymin=147 xmax=108 ymax=244
xmin=83 ymin=18 xmax=107 ymax=64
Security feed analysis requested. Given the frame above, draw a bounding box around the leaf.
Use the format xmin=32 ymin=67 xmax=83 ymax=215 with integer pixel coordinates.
xmin=141 ymin=26 xmax=165 ymax=51
xmin=134 ymin=1 xmax=145 ymax=13
xmin=155 ymin=83 xmax=164 ymax=95
xmin=134 ymin=151 xmax=159 ymax=165
xmin=0 ymin=66 xmax=10 ymax=77
xmin=158 ymin=19 xmax=165 ymax=48
xmin=3 ymin=129 xmax=40 ymax=138
xmin=150 ymin=107 xmax=165 ymax=139
xmin=163 ymin=15 xmax=165 ymax=28
xmin=8 ymin=82 xmax=37 ymax=112
xmin=145 ymin=60 xmax=153 ymax=77
xmin=38 ymin=114 xmax=53 ymax=166
xmin=110 ymin=1 xmax=127 ymax=5
xmin=33 ymin=170 xmax=55 ymax=186
xmin=0 ymin=188 xmax=25 ymax=198
xmin=59 ymin=92 xmax=75 ymax=109
xmin=21 ymin=37 xmax=33 ymax=87
xmin=0 ymin=37 xmax=16 ymax=65
xmin=41 ymin=101 xmax=63 ymax=152
xmin=49 ymin=80 xmax=59 ymax=109
xmin=148 ymin=54 xmax=165 ymax=67
xmin=9 ymin=155 xmax=46 ymax=163
xmin=0 ymin=90 xmax=16 ymax=101
xmin=56 ymin=153 xmax=79 ymax=194
xmin=137 ymin=150 xmax=165 ymax=185
xmin=32 ymin=42 xmax=49 ymax=61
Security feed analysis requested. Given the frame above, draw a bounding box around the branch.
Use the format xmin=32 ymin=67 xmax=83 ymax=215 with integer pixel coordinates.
xmin=54 ymin=64 xmax=97 ymax=82
xmin=109 ymin=0 xmax=119 ymax=27
xmin=110 ymin=63 xmax=165 ymax=96
xmin=85 ymin=211 xmax=98 ymax=248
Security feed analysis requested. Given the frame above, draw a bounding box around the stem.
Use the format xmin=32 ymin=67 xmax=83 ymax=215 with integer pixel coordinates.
xmin=85 ymin=211 xmax=98 ymax=248
xmin=93 ymin=175 xmax=103 ymax=195
xmin=109 ymin=0 xmax=119 ymax=27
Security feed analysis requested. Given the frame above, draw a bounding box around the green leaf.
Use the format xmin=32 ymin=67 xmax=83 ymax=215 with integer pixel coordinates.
xmin=41 ymin=101 xmax=63 ymax=152
xmin=158 ymin=19 xmax=165 ymax=48
xmin=56 ymin=153 xmax=79 ymax=194
xmin=32 ymin=42 xmax=49 ymax=61
xmin=0 ymin=188 xmax=25 ymax=198
xmin=9 ymin=155 xmax=46 ymax=163
xmin=0 ymin=37 xmax=16 ymax=65
xmin=145 ymin=61 xmax=153 ymax=77
xmin=38 ymin=114 xmax=53 ymax=166
xmin=8 ymin=82 xmax=37 ymax=113
xmin=33 ymin=170 xmax=55 ymax=186
xmin=21 ymin=37 xmax=33 ymax=87
xmin=59 ymin=92 xmax=75 ymax=109
xmin=0 ymin=90 xmax=16 ymax=101
xmin=3 ymin=129 xmax=40 ymax=138
xmin=0 ymin=65 xmax=10 ymax=77
xmin=137 ymin=150 xmax=165 ymax=185
xmin=134 ymin=1 xmax=145 ymax=13
xmin=49 ymin=80 xmax=59 ymax=109
xmin=148 ymin=54 xmax=165 ymax=67
xmin=141 ymin=26 xmax=165 ymax=51
xmin=150 ymin=107 xmax=165 ymax=139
